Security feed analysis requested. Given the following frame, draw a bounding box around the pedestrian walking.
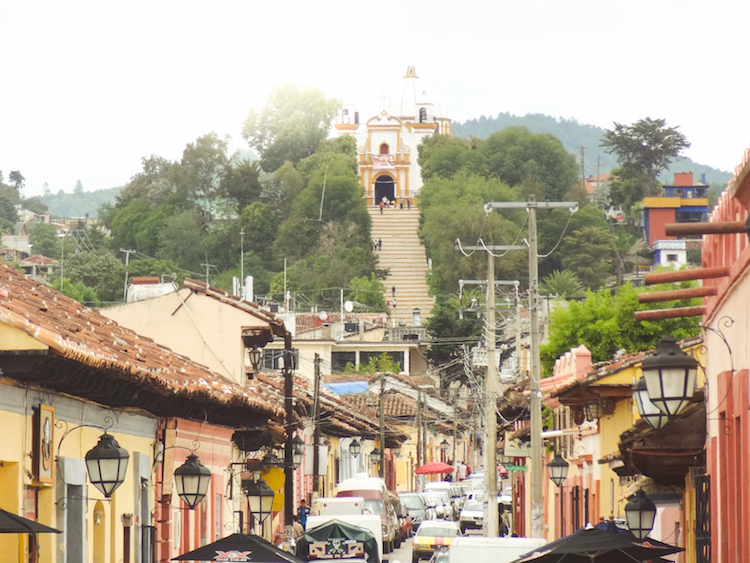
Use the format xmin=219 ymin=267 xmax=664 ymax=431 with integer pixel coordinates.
xmin=379 ymin=201 xmax=384 ymax=214
xmin=407 ymin=199 xmax=411 ymax=209
xmin=391 ymin=285 xmax=396 ymax=297
xmin=378 ymin=239 xmax=382 ymax=251
xmin=392 ymin=298 xmax=397 ymax=310
xmin=298 ymin=499 xmax=310 ymax=530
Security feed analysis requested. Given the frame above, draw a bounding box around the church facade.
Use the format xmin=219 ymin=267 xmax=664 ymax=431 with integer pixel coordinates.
xmin=334 ymin=66 xmax=450 ymax=205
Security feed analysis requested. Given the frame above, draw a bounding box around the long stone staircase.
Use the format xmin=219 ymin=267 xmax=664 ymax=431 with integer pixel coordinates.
xmin=369 ymin=207 xmax=433 ymax=324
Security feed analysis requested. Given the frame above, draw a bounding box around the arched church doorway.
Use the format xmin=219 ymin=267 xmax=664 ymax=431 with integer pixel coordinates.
xmin=374 ymin=175 xmax=395 ymax=205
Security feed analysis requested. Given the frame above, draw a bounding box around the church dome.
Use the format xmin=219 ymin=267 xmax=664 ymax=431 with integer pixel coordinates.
xmin=385 ymin=66 xmax=449 ymax=122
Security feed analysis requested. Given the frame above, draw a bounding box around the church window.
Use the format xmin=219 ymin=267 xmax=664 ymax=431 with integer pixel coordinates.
xmin=419 ymin=108 xmax=427 ymax=123
xmin=380 ymin=143 xmax=389 ymax=155
xmin=342 ymin=109 xmax=350 ymax=124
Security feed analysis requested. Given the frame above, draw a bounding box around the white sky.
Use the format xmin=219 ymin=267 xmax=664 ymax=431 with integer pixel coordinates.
xmin=2 ymin=0 xmax=749 ymax=197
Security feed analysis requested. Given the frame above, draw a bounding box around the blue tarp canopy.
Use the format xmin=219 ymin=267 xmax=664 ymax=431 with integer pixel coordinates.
xmin=322 ymin=382 xmax=369 ymax=395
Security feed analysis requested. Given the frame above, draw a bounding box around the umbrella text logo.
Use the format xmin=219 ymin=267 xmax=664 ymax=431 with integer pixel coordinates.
xmin=215 ymin=550 xmax=252 ymax=561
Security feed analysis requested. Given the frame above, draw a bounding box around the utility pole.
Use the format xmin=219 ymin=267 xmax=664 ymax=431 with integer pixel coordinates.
xmin=201 ymin=261 xmax=214 ymax=288
xmin=283 ymin=332 xmax=295 ymax=526
xmin=120 ymin=248 xmax=136 ymax=303
xmin=240 ymin=230 xmax=245 ymax=296
xmin=456 ymin=245 xmax=523 ymax=537
xmin=580 ymin=145 xmax=585 ymax=188
xmin=379 ymin=373 xmax=386 ymax=479
xmin=416 ymin=390 xmax=423 ymax=468
xmin=313 ymin=354 xmax=322 ymax=495
xmin=484 ymin=199 xmax=578 ymax=539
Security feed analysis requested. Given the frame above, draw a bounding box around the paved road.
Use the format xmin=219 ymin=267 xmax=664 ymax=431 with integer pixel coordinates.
xmin=387 ymin=536 xmax=413 ymax=563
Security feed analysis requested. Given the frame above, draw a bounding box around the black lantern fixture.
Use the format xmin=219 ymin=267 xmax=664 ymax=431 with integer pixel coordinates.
xmin=349 ymin=439 xmax=362 ymax=458
xmin=292 ymin=436 xmax=305 ymax=469
xmin=261 ymin=449 xmax=284 ymax=469
xmin=624 ymin=489 xmax=656 ymax=540
xmin=174 ymin=454 xmax=212 ymax=509
xmin=583 ymin=401 xmax=602 ymax=421
xmin=440 ymin=439 xmax=449 ymax=453
xmin=642 ymin=336 xmax=698 ymax=418
xmin=547 ymin=453 xmax=569 ymax=488
xmin=633 ymin=377 xmax=670 ymax=430
xmin=245 ymin=478 xmax=275 ymax=524
xmin=392 ymin=444 xmax=402 ymax=457
xmin=248 ymin=347 xmax=263 ymax=378
xmin=498 ymin=451 xmax=513 ymax=466
xmin=84 ymin=433 xmax=130 ymax=498
xmin=370 ymin=448 xmax=382 ymax=465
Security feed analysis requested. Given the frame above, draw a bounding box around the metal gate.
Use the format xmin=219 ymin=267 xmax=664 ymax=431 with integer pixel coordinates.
xmin=142 ymin=525 xmax=156 ymax=563
xmin=695 ymin=470 xmax=711 ymax=563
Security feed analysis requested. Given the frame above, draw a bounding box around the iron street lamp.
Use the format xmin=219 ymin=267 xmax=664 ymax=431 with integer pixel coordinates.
xmin=498 ymin=452 xmax=513 ymax=465
xmin=245 ymin=478 xmax=275 ymax=526
xmin=440 ymin=439 xmax=449 ymax=453
xmin=370 ymin=448 xmax=382 ymax=465
xmin=349 ymin=439 xmax=362 ymax=458
xmin=174 ymin=454 xmax=212 ymax=509
xmin=624 ymin=489 xmax=656 ymax=540
xmin=392 ymin=444 xmax=402 ymax=457
xmin=292 ymin=436 xmax=305 ymax=469
xmin=547 ymin=453 xmax=569 ymax=488
xmin=633 ymin=377 xmax=670 ymax=430
xmin=642 ymin=336 xmax=698 ymax=418
xmin=84 ymin=432 xmax=130 ymax=498
xmin=548 ymin=453 xmax=569 ymax=538
xmin=248 ymin=347 xmax=263 ymax=378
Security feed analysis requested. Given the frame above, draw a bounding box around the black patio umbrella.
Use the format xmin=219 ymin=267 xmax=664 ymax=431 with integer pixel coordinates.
xmin=172 ymin=533 xmax=306 ymax=562
xmin=296 ymin=519 xmax=379 ymax=563
xmin=512 ymin=526 xmax=684 ymax=563
xmin=0 ymin=508 xmax=61 ymax=535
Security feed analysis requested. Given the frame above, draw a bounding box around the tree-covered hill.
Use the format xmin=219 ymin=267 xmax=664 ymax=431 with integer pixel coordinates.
xmin=41 ymin=185 xmax=121 ymax=218
xmin=453 ymin=112 xmax=732 ymax=186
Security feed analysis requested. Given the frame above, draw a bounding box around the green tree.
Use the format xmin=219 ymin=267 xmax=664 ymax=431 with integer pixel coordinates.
xmin=348 ymin=273 xmax=387 ymax=311
xmin=602 ymin=118 xmax=690 ymax=186
xmin=561 ymin=226 xmax=616 ymax=290
xmin=22 ymin=196 xmax=48 ymax=215
xmin=239 ymin=201 xmax=279 ymax=259
xmin=539 ymin=270 xmax=585 ymax=299
xmin=425 ymin=296 xmax=483 ymax=391
xmin=0 ymin=193 xmax=18 ymax=224
xmin=52 ymin=278 xmax=100 ymax=306
xmin=74 ymin=180 xmax=84 ymax=195
xmin=418 ymin=171 xmax=526 ymax=295
xmin=56 ymin=251 xmax=124 ymax=303
xmin=480 ymin=126 xmax=579 ymax=201
xmin=28 ymin=222 xmax=60 ymax=258
xmin=156 ymin=209 xmax=207 ymax=273
xmin=242 ymin=84 xmax=341 ymax=173
xmin=9 ymin=170 xmax=25 ymax=194
xmin=541 ymin=282 xmax=701 ymax=375
xmin=221 ymin=159 xmax=263 ymax=212
xmin=417 ymin=134 xmax=486 ymax=181
xmin=175 ymin=132 xmax=230 ymax=223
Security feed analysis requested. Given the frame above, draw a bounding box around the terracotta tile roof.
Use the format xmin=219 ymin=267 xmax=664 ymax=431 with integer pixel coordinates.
xmin=23 ymin=255 xmax=56 ymax=265
xmin=0 ymin=262 xmax=284 ymax=426
xmin=183 ymin=278 xmax=287 ymax=338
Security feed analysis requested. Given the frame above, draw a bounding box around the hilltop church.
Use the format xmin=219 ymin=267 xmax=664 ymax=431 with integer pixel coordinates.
xmin=334 ymin=66 xmax=451 ymax=205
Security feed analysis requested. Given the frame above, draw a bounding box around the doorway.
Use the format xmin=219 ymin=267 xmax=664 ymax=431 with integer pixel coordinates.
xmin=374 ymin=176 xmax=395 ymax=205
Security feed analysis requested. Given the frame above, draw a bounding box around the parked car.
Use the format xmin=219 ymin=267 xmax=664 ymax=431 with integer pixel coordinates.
xmin=396 ymin=498 xmax=413 ymax=542
xmin=427 ymin=548 xmax=450 ymax=563
xmin=458 ymin=500 xmax=484 ymax=533
xmin=337 ymin=476 xmax=397 ymax=553
xmin=412 ymin=520 xmax=461 ymax=563
xmin=423 ymin=492 xmax=449 ymax=520
xmin=399 ymin=492 xmax=429 ymax=528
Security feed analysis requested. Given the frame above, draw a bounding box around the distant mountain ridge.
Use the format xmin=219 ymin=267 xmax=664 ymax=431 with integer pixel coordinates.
xmin=452 ymin=112 xmax=732 ymax=186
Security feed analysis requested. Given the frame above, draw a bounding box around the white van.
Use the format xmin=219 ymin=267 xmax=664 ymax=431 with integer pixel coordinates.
xmin=448 ymin=536 xmax=547 ymax=563
xmin=317 ymin=496 xmax=366 ymax=516
xmin=337 ymin=476 xmax=397 ymax=553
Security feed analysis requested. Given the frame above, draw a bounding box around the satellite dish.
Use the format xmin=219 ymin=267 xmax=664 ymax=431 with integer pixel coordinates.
xmin=318 ymin=311 xmax=329 ymax=321
xmin=344 ymin=301 xmax=354 ymax=313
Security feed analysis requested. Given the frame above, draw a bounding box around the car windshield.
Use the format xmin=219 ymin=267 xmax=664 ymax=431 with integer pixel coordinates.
xmin=363 ymin=499 xmax=385 ymax=514
xmin=400 ymin=495 xmax=425 ymax=510
xmin=463 ymin=501 xmax=483 ymax=511
xmin=417 ymin=524 xmax=459 ymax=538
xmin=424 ymin=494 xmax=442 ymax=506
